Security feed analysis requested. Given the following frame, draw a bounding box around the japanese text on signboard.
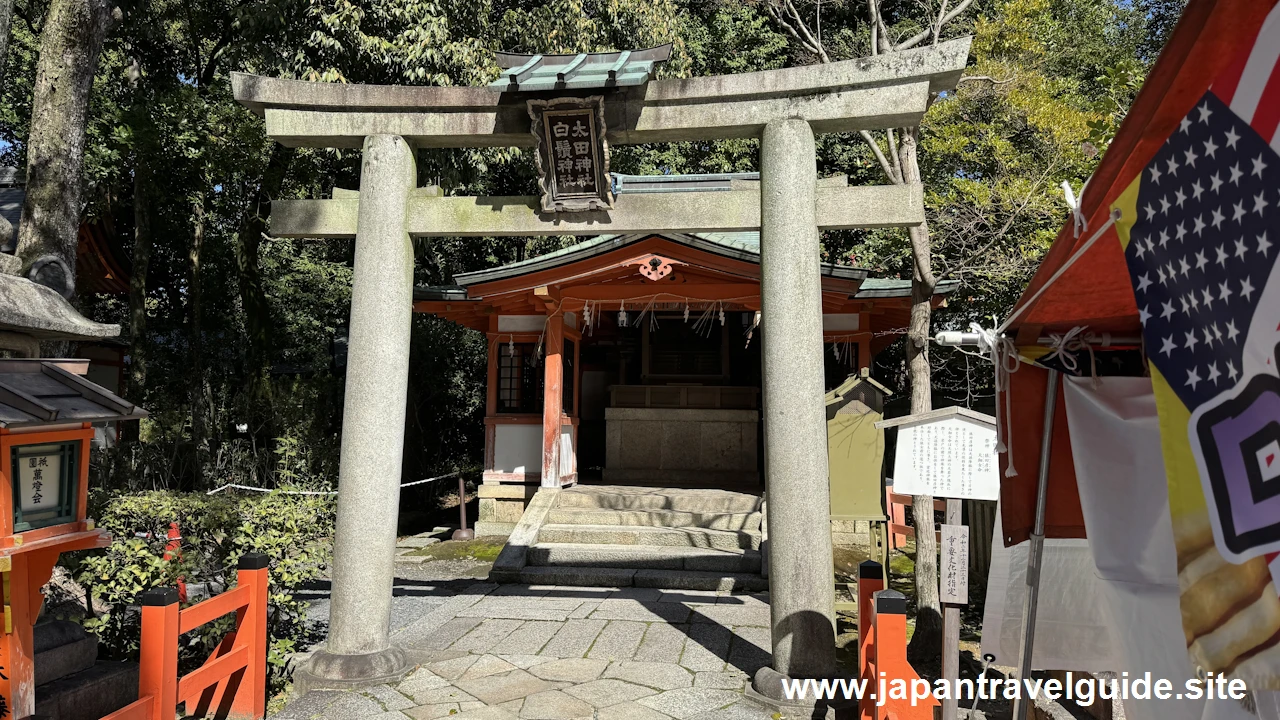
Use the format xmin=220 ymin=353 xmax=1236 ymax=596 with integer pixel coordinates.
xmin=891 ymin=418 xmax=999 ymax=500
xmin=940 ymin=523 xmax=969 ymax=604
xmin=528 ymin=97 xmax=613 ymax=213
xmin=16 ymin=445 xmax=62 ymax=513
xmin=546 ymin=112 xmax=599 ymax=196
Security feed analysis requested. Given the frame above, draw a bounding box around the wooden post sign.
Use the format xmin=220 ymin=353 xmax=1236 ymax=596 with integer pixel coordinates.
xmin=876 ymin=406 xmax=999 ymax=501
xmin=528 ymin=97 xmax=614 ymax=213
xmin=875 ymin=407 xmax=994 ymax=720
xmin=940 ymin=523 xmax=969 ymax=605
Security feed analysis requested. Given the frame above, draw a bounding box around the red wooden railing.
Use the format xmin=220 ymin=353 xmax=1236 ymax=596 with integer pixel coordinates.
xmin=885 ymin=492 xmax=945 ymax=550
xmin=858 ymin=560 xmax=938 ymax=720
xmin=102 ymin=554 xmax=269 ymax=720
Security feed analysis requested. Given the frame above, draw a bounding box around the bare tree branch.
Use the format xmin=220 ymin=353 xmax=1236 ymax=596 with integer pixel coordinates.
xmin=766 ymin=0 xmax=831 ymax=62
xmin=785 ymin=0 xmax=830 ymax=62
xmin=859 ymin=130 xmax=903 ymax=184
xmin=886 ymin=127 xmax=902 ymax=179
xmin=763 ymin=1 xmax=824 ymax=59
xmin=958 ymin=75 xmax=1014 ymax=86
xmin=937 ymin=162 xmax=1059 ymax=280
xmin=867 ymin=0 xmax=878 ymax=55
xmin=896 ymin=0 xmax=973 ymax=50
xmin=932 ymin=0 xmax=950 ymax=46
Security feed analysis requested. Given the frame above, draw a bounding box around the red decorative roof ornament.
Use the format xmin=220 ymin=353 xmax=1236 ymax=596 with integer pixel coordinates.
xmin=634 ymin=254 xmax=681 ymax=281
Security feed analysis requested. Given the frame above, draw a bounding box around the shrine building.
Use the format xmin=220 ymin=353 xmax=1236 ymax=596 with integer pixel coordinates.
xmin=412 ymin=171 xmax=959 ymax=533
xmin=233 ymin=36 xmax=970 ymax=703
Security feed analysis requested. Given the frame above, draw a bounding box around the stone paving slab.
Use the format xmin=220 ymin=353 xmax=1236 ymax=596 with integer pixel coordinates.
xmin=519 ymin=689 xmax=594 ymax=719
xmin=564 ymin=677 xmax=658 ymax=707
xmin=602 ymin=661 xmax=694 ymax=691
xmin=691 ymin=604 xmax=771 ymax=627
xmin=397 ymin=537 xmax=441 ymax=549
xmin=679 ymin=622 xmax=732 ymax=672
xmin=585 ymin=620 xmax=647 ymax=660
xmin=276 ymin=583 xmax=778 ymax=720
xmin=639 ymin=687 xmax=747 ymax=719
xmin=452 ymin=619 xmax=526 ymax=653
xmin=538 ymin=619 xmax=607 ymax=658
xmin=499 ymin=620 xmax=562 ymax=655
xmin=589 ymin=598 xmax=692 ymax=623
xmin=633 ymin=622 xmax=688 ymax=664
xmin=528 ymin=657 xmax=608 ymax=683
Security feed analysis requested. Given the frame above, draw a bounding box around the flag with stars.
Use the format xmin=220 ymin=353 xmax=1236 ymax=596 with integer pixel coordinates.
xmin=1113 ymin=4 xmax=1280 ymax=689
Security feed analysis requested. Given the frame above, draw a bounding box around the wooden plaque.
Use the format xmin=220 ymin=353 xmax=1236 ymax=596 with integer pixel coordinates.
xmin=940 ymin=523 xmax=970 ymax=605
xmin=528 ymin=97 xmax=614 ymax=213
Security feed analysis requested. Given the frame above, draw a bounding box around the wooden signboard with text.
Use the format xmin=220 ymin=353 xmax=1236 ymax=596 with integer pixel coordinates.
xmin=528 ymin=97 xmax=614 ymax=213
xmin=940 ymin=523 xmax=969 ymax=605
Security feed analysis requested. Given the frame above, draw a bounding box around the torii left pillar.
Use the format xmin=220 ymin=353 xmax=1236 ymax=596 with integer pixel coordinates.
xmin=298 ymin=134 xmax=415 ymax=690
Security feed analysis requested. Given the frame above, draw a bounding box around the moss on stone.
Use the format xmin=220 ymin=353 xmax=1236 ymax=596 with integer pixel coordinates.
xmin=406 ymin=536 xmax=507 ymax=561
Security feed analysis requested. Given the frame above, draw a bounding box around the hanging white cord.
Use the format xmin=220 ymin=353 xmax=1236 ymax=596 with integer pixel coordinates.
xmin=1040 ymin=326 xmax=1087 ymax=374
xmin=960 ymin=322 xmax=1023 ymax=477
xmin=1061 ymin=176 xmax=1091 ymax=238
xmin=206 ymin=471 xmax=461 ymax=496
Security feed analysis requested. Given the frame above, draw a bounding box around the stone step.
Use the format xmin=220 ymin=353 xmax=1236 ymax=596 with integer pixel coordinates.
xmin=634 ymin=568 xmax=769 ymax=592
xmin=526 ymin=542 xmax=762 ymax=573
xmin=557 ymin=486 xmax=762 ymax=514
xmin=510 ymin=566 xmax=769 ymax=592
xmin=36 ymin=661 xmax=139 ymax=720
xmin=546 ymin=507 xmax=762 ymax=532
xmin=537 ymin=523 xmax=761 ymax=551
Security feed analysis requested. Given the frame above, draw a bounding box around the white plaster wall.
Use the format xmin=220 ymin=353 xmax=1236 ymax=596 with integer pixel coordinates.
xmin=560 ymin=425 xmax=574 ymax=477
xmin=493 ymin=424 xmax=542 ymax=473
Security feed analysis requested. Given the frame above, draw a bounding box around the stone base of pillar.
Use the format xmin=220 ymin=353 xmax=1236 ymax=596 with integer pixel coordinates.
xmin=294 ymin=646 xmax=411 ymax=694
xmin=744 ymin=666 xmax=857 ymax=720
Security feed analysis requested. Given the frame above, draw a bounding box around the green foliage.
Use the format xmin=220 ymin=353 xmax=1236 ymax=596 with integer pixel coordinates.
xmin=75 ymin=490 xmax=334 ymax=695
xmin=0 ymin=0 xmax=1189 ymax=688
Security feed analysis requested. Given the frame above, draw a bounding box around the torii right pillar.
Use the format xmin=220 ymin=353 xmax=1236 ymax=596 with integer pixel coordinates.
xmin=754 ymin=117 xmax=840 ymax=709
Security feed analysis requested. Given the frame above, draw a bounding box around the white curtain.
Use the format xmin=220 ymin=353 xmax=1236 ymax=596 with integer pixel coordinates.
xmin=982 ymin=377 xmax=1254 ymax=720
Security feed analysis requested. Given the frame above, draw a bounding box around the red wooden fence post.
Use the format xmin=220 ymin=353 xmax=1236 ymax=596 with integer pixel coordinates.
xmin=232 ymin=553 xmax=270 ymax=719
xmin=858 ymin=561 xmax=884 ymax=720
xmin=139 ymin=587 xmax=181 ymax=719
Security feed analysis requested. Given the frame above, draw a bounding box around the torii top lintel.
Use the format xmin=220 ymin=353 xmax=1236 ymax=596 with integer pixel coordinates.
xmin=491 ymin=45 xmax=673 ymax=92
xmin=230 ymin=38 xmax=970 ymax=149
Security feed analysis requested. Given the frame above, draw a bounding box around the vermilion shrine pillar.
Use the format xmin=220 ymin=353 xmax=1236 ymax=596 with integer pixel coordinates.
xmin=298 ymin=134 xmax=416 ymax=690
xmin=541 ymin=316 xmax=565 ymax=487
xmin=754 ymin=118 xmax=838 ymax=698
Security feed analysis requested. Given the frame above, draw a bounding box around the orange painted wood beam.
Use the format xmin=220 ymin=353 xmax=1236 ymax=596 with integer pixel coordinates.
xmin=540 ymin=319 xmax=565 ymax=487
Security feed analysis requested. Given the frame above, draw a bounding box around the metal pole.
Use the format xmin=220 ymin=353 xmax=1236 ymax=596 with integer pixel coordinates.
xmin=1010 ymin=368 xmax=1059 ymax=720
xmin=452 ymin=476 xmax=474 ymax=541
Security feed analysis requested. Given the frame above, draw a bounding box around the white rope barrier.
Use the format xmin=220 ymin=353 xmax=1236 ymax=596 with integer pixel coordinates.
xmin=206 ymin=471 xmax=461 ymax=496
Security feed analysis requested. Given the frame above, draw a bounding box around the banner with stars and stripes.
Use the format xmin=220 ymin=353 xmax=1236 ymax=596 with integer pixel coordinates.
xmin=1112 ymin=3 xmax=1280 ymax=690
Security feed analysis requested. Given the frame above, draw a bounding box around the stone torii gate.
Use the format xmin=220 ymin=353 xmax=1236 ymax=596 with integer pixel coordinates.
xmin=232 ymin=38 xmax=969 ymax=710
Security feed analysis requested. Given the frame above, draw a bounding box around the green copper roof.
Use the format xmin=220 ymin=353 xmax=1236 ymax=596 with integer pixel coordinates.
xmin=451 ymin=232 xmax=869 ymax=287
xmin=429 ymin=237 xmax=959 ymax=299
xmin=854 ymin=277 xmax=961 ymax=298
xmin=489 ymin=45 xmax=671 ymax=92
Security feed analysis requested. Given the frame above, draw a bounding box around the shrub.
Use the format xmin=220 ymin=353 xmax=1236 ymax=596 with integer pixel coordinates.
xmin=74 ymin=489 xmax=335 ymax=694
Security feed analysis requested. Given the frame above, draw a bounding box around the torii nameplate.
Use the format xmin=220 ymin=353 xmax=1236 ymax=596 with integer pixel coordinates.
xmin=529 ymin=97 xmax=614 ymax=213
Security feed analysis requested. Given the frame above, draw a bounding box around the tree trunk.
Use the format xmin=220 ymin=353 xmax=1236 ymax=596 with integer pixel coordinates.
xmin=0 ymin=0 xmax=14 ymax=89
xmin=898 ymin=126 xmax=943 ymax=661
xmin=189 ymin=193 xmax=206 ymax=484
xmin=124 ymin=157 xmax=153 ymax=442
xmin=234 ymin=143 xmax=293 ymax=443
xmin=15 ymin=0 xmax=115 ymax=296
xmin=236 ymin=144 xmax=292 ymax=375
